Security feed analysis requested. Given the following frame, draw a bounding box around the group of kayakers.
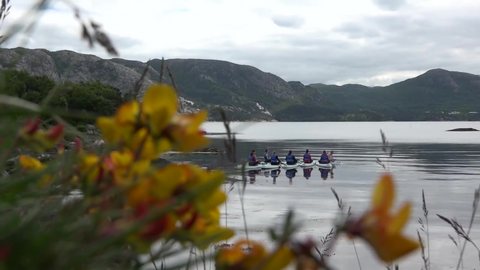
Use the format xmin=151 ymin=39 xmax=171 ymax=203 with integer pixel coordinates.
xmin=248 ymin=149 xmax=335 ymax=166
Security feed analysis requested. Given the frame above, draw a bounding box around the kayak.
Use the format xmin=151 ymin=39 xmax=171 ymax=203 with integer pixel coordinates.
xmin=235 ymin=162 xmax=281 ymax=171
xmin=299 ymin=161 xmax=317 ymax=168
xmin=281 ymin=162 xmax=300 ymax=169
xmin=316 ymin=162 xmax=333 ymax=170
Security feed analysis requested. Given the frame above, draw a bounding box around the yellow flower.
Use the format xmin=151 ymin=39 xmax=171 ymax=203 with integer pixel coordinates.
xmin=108 ymin=150 xmax=150 ymax=185
xmin=262 ymin=245 xmax=295 ymax=270
xmin=169 ymin=111 xmax=210 ymax=152
xmin=215 ymin=240 xmax=293 ymax=270
xmin=141 ymin=84 xmax=178 ymax=135
xmin=96 ymin=101 xmax=139 ymax=144
xmin=18 ymin=155 xmax=53 ymax=187
xmin=96 ymin=84 xmax=209 ymax=160
xmin=127 ymin=164 xmax=187 ymax=207
xmin=183 ymin=208 xmax=235 ymax=250
xmin=126 ymin=128 xmax=171 ymax=160
xmin=124 ymin=163 xmax=232 ymax=249
xmin=19 ymin=155 xmax=44 ymax=170
xmin=127 ymin=164 xmax=226 ymax=211
xmin=181 ymin=165 xmax=227 ymax=211
xmin=216 ymin=240 xmax=268 ymax=269
xmin=344 ymin=173 xmax=420 ymax=262
xmin=78 ymin=154 xmax=107 ymax=184
xmin=122 ymin=201 xmax=178 ymax=252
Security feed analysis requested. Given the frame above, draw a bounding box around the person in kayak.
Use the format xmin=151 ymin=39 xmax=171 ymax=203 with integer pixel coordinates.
xmin=248 ymin=152 xmax=259 ymax=166
xmin=285 ymin=150 xmax=298 ymax=165
xmin=328 ymin=150 xmax=335 ymax=162
xmin=270 ymin=151 xmax=281 ymax=165
xmin=263 ymin=149 xmax=271 ymax=162
xmin=319 ymin=150 xmax=330 ymax=164
xmin=303 ymin=149 xmax=313 ymax=163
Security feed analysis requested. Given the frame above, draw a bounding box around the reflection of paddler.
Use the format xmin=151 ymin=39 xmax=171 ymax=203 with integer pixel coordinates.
xmin=303 ymin=168 xmax=313 ymax=179
xmin=271 ymin=169 xmax=280 ymax=178
xmin=271 ymin=169 xmax=280 ymax=185
xmin=286 ymin=169 xmax=297 ymax=185
xmin=248 ymin=170 xmax=257 ymax=184
xmin=285 ymin=169 xmax=297 ymax=179
xmin=319 ymin=168 xmax=329 ymax=180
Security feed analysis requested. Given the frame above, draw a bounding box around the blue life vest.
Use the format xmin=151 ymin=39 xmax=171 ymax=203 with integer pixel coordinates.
xmin=320 ymin=154 xmax=329 ymax=162
xmin=248 ymin=156 xmax=254 ymax=162
xmin=271 ymin=155 xmax=278 ymax=162
xmin=264 ymin=153 xmax=270 ymax=160
xmin=286 ymin=154 xmax=294 ymax=163
xmin=303 ymin=153 xmax=311 ymax=161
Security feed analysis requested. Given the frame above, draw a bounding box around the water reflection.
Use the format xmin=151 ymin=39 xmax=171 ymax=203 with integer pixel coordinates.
xmin=163 ymin=138 xmax=480 ymax=184
xmin=247 ymin=170 xmax=258 ymax=184
xmin=319 ymin=168 xmax=329 ymax=180
xmin=286 ymin=169 xmax=298 ymax=185
xmin=271 ymin=169 xmax=280 ymax=184
xmin=303 ymin=168 xmax=313 ymax=179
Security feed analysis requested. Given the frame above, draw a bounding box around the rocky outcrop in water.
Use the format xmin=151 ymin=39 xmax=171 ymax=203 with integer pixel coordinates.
xmin=446 ymin=128 xmax=479 ymax=132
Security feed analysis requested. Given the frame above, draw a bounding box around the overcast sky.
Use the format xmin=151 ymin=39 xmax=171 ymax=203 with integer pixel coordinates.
xmin=4 ymin=0 xmax=480 ymax=86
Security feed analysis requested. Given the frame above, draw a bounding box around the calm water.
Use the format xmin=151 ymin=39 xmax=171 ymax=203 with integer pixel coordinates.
xmin=161 ymin=122 xmax=480 ymax=270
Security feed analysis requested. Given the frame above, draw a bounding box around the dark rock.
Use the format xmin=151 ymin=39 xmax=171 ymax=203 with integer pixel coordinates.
xmin=198 ymin=147 xmax=222 ymax=153
xmin=151 ymin=157 xmax=171 ymax=168
xmin=446 ymin=128 xmax=479 ymax=132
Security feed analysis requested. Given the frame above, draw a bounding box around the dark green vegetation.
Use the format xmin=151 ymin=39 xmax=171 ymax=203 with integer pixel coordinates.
xmin=0 ymin=69 xmax=125 ymax=124
xmin=310 ymin=69 xmax=480 ymax=121
xmin=0 ymin=47 xmax=479 ymax=121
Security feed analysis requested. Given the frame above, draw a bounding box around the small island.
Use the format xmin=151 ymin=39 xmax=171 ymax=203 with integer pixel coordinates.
xmin=446 ymin=128 xmax=479 ymax=132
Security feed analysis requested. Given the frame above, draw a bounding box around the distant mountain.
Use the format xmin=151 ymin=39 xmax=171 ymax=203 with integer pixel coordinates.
xmin=0 ymin=47 xmax=479 ymax=121
xmin=309 ymin=68 xmax=480 ymax=121
xmin=0 ymin=47 xmax=328 ymax=121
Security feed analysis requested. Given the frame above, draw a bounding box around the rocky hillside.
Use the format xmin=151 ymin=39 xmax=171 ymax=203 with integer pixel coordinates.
xmin=0 ymin=47 xmax=479 ymax=121
xmin=0 ymin=47 xmax=326 ymax=121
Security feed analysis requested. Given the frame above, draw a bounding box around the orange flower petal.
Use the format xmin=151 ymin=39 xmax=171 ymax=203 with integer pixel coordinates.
xmin=388 ymin=202 xmax=411 ymax=235
xmin=141 ymin=84 xmax=178 ymax=133
xmin=115 ymin=101 xmax=140 ymax=125
xmin=366 ymin=232 xmax=420 ymax=262
xmin=128 ymin=128 xmax=171 ymax=160
xmin=96 ymin=117 xmax=120 ymax=143
xmin=19 ymin=155 xmax=44 ymax=170
xmin=372 ymin=173 xmax=395 ymax=212
xmin=262 ymin=245 xmax=294 ymax=270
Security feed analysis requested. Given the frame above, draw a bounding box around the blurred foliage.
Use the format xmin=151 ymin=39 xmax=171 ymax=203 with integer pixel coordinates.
xmin=0 ymin=69 xmax=126 ymax=124
xmin=4 ymin=0 xmax=480 ymax=270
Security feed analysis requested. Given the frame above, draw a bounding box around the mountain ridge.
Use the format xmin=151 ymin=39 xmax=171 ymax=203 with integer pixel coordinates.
xmin=0 ymin=47 xmax=479 ymax=121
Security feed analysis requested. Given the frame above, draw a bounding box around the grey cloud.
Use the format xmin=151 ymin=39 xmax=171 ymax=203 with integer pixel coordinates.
xmin=9 ymin=23 xmax=142 ymax=58
xmin=373 ymin=0 xmax=407 ymax=11
xmin=333 ymin=23 xmax=381 ymax=39
xmin=272 ymin=15 xmax=305 ymax=29
xmin=16 ymin=5 xmax=480 ymax=88
xmin=138 ymin=11 xmax=480 ymax=86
